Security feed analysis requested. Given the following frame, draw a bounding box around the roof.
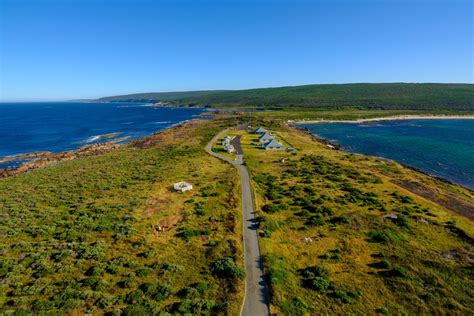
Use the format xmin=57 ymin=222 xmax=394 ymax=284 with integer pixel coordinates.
xmin=264 ymin=139 xmax=284 ymax=148
xmin=173 ymin=181 xmax=192 ymax=190
xmin=259 ymin=132 xmax=275 ymax=141
xmin=255 ymin=127 xmax=267 ymax=133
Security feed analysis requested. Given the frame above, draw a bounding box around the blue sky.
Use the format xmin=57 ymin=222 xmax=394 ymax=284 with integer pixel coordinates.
xmin=0 ymin=0 xmax=472 ymax=101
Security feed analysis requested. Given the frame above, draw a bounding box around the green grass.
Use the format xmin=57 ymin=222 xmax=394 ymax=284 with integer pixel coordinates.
xmin=1 ymin=114 xmax=473 ymax=315
xmin=239 ymin=123 xmax=474 ymax=315
xmin=0 ymin=120 xmax=244 ymax=314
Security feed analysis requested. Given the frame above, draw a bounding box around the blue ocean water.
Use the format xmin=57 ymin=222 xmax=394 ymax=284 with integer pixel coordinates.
xmin=0 ymin=102 xmax=205 ymax=168
xmin=301 ymin=119 xmax=474 ymax=190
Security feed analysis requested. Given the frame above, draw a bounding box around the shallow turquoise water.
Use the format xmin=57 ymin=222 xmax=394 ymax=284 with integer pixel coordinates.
xmin=301 ymin=119 xmax=474 ymax=190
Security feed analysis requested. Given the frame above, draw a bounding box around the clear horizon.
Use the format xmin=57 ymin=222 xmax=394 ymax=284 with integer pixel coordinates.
xmin=1 ymin=0 xmax=473 ymax=102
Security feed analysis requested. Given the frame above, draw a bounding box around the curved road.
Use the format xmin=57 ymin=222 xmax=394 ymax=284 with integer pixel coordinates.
xmin=205 ymin=130 xmax=270 ymax=316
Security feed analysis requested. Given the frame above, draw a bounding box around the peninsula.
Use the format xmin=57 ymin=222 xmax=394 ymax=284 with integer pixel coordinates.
xmin=1 ymin=108 xmax=473 ymax=314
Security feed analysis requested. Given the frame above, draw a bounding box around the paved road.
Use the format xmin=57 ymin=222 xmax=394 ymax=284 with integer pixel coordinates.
xmin=230 ymin=135 xmax=243 ymax=155
xmin=205 ymin=130 xmax=270 ymax=316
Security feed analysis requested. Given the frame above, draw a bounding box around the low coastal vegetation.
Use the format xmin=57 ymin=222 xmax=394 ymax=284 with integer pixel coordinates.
xmin=241 ymin=123 xmax=474 ymax=314
xmin=97 ymin=83 xmax=474 ymax=112
xmin=1 ymin=113 xmax=473 ymax=315
xmin=0 ymin=120 xmax=245 ymax=314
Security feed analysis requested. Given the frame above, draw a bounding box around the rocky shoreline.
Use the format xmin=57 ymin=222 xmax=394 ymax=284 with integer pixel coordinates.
xmin=0 ymin=119 xmax=201 ymax=178
xmin=0 ymin=151 xmax=52 ymax=165
xmin=0 ymin=142 xmax=121 ymax=178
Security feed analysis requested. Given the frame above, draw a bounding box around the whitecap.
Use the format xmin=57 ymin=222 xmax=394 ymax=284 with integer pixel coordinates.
xmin=148 ymin=121 xmax=173 ymax=125
xmin=85 ymin=135 xmax=102 ymax=143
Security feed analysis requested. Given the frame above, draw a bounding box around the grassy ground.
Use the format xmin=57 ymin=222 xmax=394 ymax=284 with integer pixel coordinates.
xmin=1 ymin=114 xmax=473 ymax=315
xmin=240 ymin=124 xmax=474 ymax=315
xmin=0 ymin=119 xmax=245 ymax=315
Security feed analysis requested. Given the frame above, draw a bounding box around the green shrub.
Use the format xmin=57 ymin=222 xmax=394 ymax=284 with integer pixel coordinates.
xmin=262 ymin=202 xmax=288 ymax=213
xmin=330 ymin=216 xmax=350 ymax=224
xmin=332 ymin=287 xmax=362 ymax=303
xmin=376 ymin=306 xmax=389 ymax=314
xmin=310 ymin=276 xmax=331 ymax=292
xmin=262 ymin=204 xmax=282 ymax=213
xmin=123 ymin=289 xmax=145 ymax=304
xmin=302 ymin=264 xmax=330 ymax=279
xmin=85 ymin=264 xmax=106 ymax=276
xmin=76 ymin=242 xmax=106 ymax=260
xmin=211 ymin=257 xmax=245 ymax=279
xmin=258 ymin=217 xmax=280 ymax=233
xmin=118 ymin=275 xmax=135 ymax=288
xmin=180 ymin=282 xmax=210 ymax=298
xmin=162 ymin=263 xmax=183 ymax=272
xmin=392 ymin=192 xmax=414 ymax=204
xmin=83 ymin=276 xmax=107 ymax=291
xmin=369 ymin=260 xmax=392 ymax=269
xmin=306 ymin=214 xmax=325 ymax=226
xmin=105 ymin=262 xmax=120 ymax=274
xmin=266 ymin=255 xmax=290 ymax=289
xmin=389 ymin=266 xmax=409 ymax=278
xmin=178 ymin=228 xmax=210 ymax=241
xmin=136 ymin=267 xmax=153 ymax=277
xmin=122 ymin=304 xmax=150 ymax=316
xmin=394 ymin=215 xmax=410 ymax=228
xmin=368 ymin=230 xmax=400 ymax=243
xmin=172 ymin=298 xmax=216 ymax=314
xmin=280 ymin=297 xmax=309 ymax=315
xmin=139 ymin=282 xmax=171 ymax=301
xmin=138 ymin=249 xmax=156 ymax=259
xmin=51 ymin=249 xmax=73 ymax=262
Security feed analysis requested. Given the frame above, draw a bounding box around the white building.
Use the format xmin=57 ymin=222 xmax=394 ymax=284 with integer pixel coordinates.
xmin=227 ymin=144 xmax=235 ymax=153
xmin=173 ymin=181 xmax=193 ymax=192
xmin=221 ymin=135 xmax=235 ymax=153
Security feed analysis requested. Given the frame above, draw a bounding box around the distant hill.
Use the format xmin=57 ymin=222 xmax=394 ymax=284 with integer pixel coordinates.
xmin=95 ymin=90 xmax=229 ymax=103
xmin=96 ymin=83 xmax=474 ymax=110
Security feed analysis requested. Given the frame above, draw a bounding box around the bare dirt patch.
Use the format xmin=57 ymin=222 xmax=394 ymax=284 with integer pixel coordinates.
xmin=394 ymin=180 xmax=474 ymax=220
xmin=155 ymin=215 xmax=184 ymax=232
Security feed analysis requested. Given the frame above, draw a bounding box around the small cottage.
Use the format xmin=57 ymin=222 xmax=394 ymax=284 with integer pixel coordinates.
xmin=227 ymin=144 xmax=235 ymax=153
xmin=221 ymin=135 xmax=236 ymax=153
xmin=263 ymin=139 xmax=285 ymax=150
xmin=254 ymin=127 xmax=267 ymax=134
xmin=173 ymin=181 xmax=193 ymax=192
xmin=259 ymin=132 xmax=275 ymax=143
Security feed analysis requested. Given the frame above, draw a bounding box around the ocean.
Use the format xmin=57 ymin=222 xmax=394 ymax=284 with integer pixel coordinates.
xmin=300 ymin=119 xmax=474 ymax=190
xmin=0 ymin=102 xmax=205 ymax=169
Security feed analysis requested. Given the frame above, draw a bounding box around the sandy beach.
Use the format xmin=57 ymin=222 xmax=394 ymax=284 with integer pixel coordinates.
xmin=292 ymin=114 xmax=474 ymax=124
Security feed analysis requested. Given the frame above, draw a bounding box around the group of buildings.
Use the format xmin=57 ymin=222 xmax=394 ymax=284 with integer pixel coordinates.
xmin=254 ymin=127 xmax=285 ymax=150
xmin=173 ymin=126 xmax=288 ymax=193
xmin=222 ymin=135 xmax=236 ymax=153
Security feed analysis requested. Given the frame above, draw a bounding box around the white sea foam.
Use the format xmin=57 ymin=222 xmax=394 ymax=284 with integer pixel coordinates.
xmin=85 ymin=135 xmax=102 ymax=143
xmin=148 ymin=121 xmax=172 ymax=125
